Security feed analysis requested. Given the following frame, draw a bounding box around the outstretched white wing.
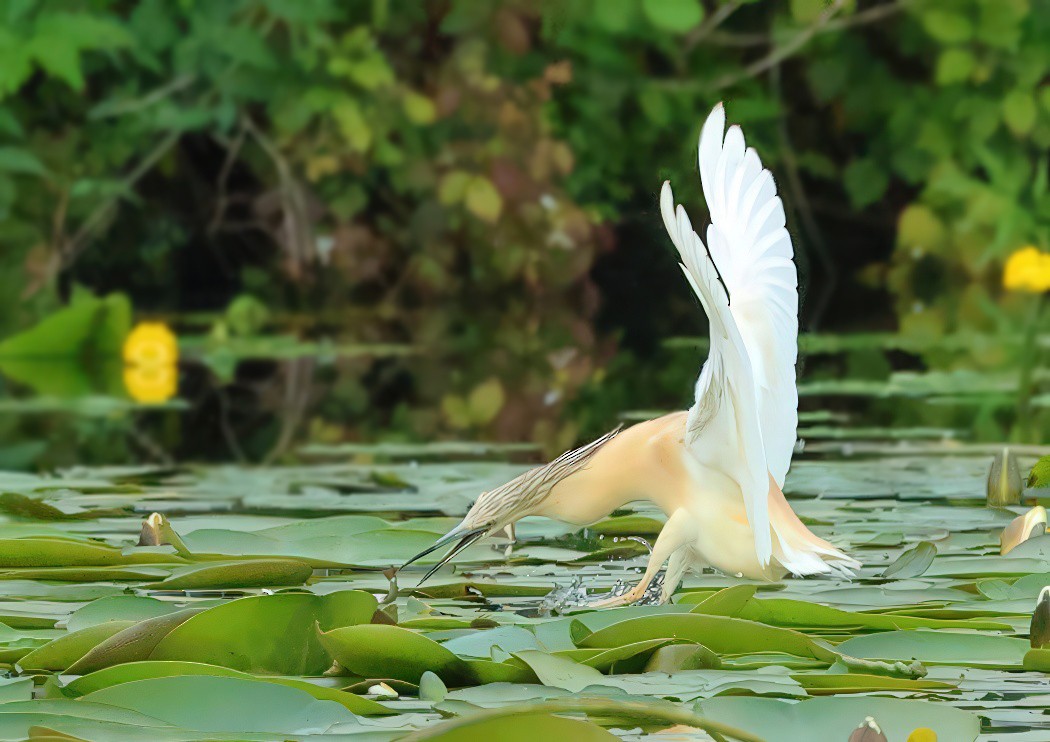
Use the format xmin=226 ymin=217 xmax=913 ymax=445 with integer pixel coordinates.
xmin=660 ymin=103 xmax=799 ymax=566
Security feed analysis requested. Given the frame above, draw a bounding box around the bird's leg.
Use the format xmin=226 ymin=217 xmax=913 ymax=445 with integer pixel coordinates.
xmin=660 ymin=545 xmax=693 ymax=603
xmin=589 ymin=508 xmax=694 ymax=608
xmin=501 ymin=523 xmax=516 ymax=558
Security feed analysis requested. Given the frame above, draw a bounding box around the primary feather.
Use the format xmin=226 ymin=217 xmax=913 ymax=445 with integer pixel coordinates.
xmin=661 ymin=103 xmax=800 ymax=567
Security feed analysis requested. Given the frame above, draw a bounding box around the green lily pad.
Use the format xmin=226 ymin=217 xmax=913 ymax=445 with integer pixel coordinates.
xmin=60 ymin=660 xmax=392 ymax=715
xmin=882 ymin=541 xmax=937 ymax=578
xmin=145 ymin=559 xmax=313 ymax=590
xmin=318 ymin=623 xmax=471 ymax=685
xmin=66 ymin=608 xmax=203 ymax=674
xmin=80 ymin=675 xmax=360 ymax=735
xmin=17 ymin=621 xmax=136 ymax=671
xmin=406 ymin=710 xmax=617 ymax=740
xmin=835 ymin=629 xmax=1029 ymax=668
xmin=149 ymin=590 xmax=376 ymax=675
xmin=0 ymin=537 xmax=183 ymax=567
xmin=694 ymin=696 xmax=978 ymax=741
xmin=575 ymin=614 xmax=836 ymax=662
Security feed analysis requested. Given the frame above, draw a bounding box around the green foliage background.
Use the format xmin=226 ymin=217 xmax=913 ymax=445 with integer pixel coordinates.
xmin=0 ymin=0 xmax=1047 ymax=466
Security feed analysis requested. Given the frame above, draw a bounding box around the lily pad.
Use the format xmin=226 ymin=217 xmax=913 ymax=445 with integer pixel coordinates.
xmin=318 ymin=623 xmax=471 ymax=685
xmin=835 ymin=629 xmax=1029 ymax=668
xmin=694 ymin=696 xmax=978 ymax=741
xmin=60 ymin=660 xmax=392 ymax=715
xmin=149 ymin=590 xmax=376 ymax=674
xmin=80 ymin=675 xmax=360 ymax=735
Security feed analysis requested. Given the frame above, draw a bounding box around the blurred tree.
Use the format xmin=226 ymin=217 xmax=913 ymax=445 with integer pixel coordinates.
xmin=0 ymin=0 xmax=1045 ymax=464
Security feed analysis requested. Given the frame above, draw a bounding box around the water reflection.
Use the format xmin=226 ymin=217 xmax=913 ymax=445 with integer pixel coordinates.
xmin=0 ymin=330 xmax=1045 ymax=471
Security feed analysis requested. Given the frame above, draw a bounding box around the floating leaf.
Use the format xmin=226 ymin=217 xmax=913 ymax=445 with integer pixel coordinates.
xmin=882 ymin=542 xmax=937 ymax=578
xmin=407 ymin=710 xmax=617 ymax=741
xmin=145 ymin=559 xmax=312 ymax=590
xmin=0 ymin=537 xmax=181 ymax=568
xmin=835 ymin=630 xmax=1028 ymax=669
xmin=150 ymin=591 xmax=376 ymax=675
xmin=511 ymin=650 xmax=605 ymax=692
xmin=80 ymin=675 xmax=359 ymax=735
xmin=575 ymin=614 xmax=836 ymax=662
xmin=66 ymin=608 xmax=203 ymax=674
xmin=319 ymin=624 xmax=470 ymax=684
xmin=695 ymin=696 xmax=977 ymax=742
xmin=60 ymin=660 xmax=392 ymax=715
xmin=17 ymin=621 xmax=135 ymax=671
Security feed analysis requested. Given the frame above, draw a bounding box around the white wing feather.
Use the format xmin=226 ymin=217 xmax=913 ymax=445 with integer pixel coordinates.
xmin=660 ymin=103 xmax=800 ymax=567
xmin=698 ymin=104 xmax=798 ymax=486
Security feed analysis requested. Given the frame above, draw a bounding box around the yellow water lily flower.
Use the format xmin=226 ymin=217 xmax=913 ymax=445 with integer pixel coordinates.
xmin=123 ymin=322 xmax=178 ymax=366
xmin=123 ymin=322 xmax=178 ymax=404
xmin=123 ymin=362 xmax=177 ymax=404
xmin=1003 ymin=246 xmax=1050 ymax=293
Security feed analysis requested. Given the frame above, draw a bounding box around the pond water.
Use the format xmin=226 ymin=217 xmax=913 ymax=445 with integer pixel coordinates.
xmin=0 ymin=434 xmax=1046 ymax=740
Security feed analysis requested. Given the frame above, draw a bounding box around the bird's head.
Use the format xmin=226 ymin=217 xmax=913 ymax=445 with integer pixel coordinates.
xmin=398 ymin=481 xmax=530 ymax=585
xmin=398 ymin=425 xmax=622 ymax=586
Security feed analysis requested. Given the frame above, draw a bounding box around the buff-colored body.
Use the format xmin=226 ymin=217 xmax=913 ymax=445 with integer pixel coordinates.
xmin=536 ymin=412 xmax=837 ymax=584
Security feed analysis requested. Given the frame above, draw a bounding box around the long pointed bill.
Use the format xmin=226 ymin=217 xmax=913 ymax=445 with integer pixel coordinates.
xmin=399 ymin=526 xmax=489 ymax=586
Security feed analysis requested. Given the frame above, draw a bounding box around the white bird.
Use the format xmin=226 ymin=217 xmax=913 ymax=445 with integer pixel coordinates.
xmin=401 ymin=103 xmax=859 ymax=605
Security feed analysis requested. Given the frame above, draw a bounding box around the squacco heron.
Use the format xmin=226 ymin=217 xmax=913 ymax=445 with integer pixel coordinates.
xmin=402 ymin=103 xmax=859 ymax=606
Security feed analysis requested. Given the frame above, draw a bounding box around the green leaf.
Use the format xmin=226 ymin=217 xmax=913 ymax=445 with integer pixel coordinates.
xmin=467 ymin=377 xmax=504 ymax=424
xmin=464 ymin=176 xmax=502 ymax=223
xmin=1023 ymin=648 xmax=1050 ymax=672
xmin=1003 ymin=90 xmax=1037 ymax=136
xmin=935 ymin=48 xmax=974 ymax=85
xmin=835 ymin=629 xmax=1028 ymax=669
xmin=149 ymin=591 xmax=376 ymax=675
xmin=642 ymin=642 xmax=720 ymax=672
xmin=511 ymin=650 xmax=605 ymax=692
xmin=843 ymin=159 xmax=889 ymax=208
xmin=0 ymin=147 xmax=46 ymax=176
xmin=882 ymin=541 xmax=937 ymax=579
xmin=418 ymin=670 xmax=448 ymax=702
xmin=694 ymin=696 xmax=978 ymax=742
xmin=897 ymin=203 xmax=945 ymax=252
xmin=66 ymin=608 xmax=202 ymax=675
xmin=592 ymin=0 xmax=640 ymax=33
xmin=406 ymin=710 xmax=617 ymax=741
xmin=641 ymin=0 xmax=704 ymax=33
xmin=403 ymin=91 xmax=436 ymax=124
xmin=576 ymin=613 xmax=836 ymax=662
xmin=17 ymin=621 xmax=136 ymax=671
xmin=439 ymin=171 xmax=472 ymax=205
xmin=61 ymin=660 xmax=393 ymax=715
xmin=920 ymin=10 xmax=972 ymax=43
xmin=1028 ymin=456 xmax=1050 ymax=488
xmin=79 ymin=675 xmax=359 ymax=735
xmin=332 ymin=99 xmax=372 ymax=152
xmin=0 ymin=29 xmax=33 ymax=97
xmin=0 ymin=536 xmax=180 ymax=568
xmin=688 ymin=584 xmax=758 ymax=615
xmin=792 ymin=672 xmax=955 ymax=695
xmin=318 ymin=624 xmax=471 ymax=684
xmin=790 ymin=0 xmax=828 ymax=23
xmin=144 ymin=558 xmax=312 ymax=590
xmin=0 ymin=292 xmax=130 ymax=361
